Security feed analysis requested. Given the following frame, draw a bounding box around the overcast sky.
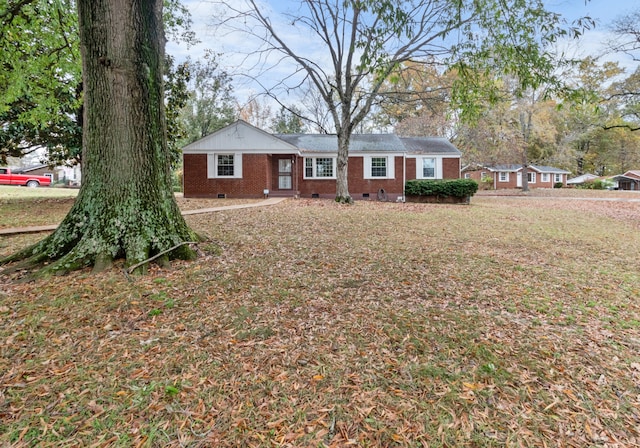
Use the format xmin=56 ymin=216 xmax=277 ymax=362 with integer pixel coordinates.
xmin=166 ymin=0 xmax=639 ymax=104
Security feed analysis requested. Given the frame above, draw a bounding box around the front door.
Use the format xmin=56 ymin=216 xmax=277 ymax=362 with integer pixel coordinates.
xmin=278 ymin=159 xmax=292 ymax=190
xmin=516 ymin=172 xmax=522 ymax=188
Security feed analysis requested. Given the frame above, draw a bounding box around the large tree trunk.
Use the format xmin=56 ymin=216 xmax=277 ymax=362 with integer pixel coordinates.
xmin=335 ymin=131 xmax=353 ymax=204
xmin=521 ymin=163 xmax=529 ymax=192
xmin=2 ymin=0 xmax=198 ymax=276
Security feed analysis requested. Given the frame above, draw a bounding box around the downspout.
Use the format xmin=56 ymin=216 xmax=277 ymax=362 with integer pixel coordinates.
xmin=294 ymin=153 xmax=299 ymax=198
xmin=402 ymin=152 xmax=406 ymax=203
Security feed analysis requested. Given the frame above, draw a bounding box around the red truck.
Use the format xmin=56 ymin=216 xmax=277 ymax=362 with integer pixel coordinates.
xmin=0 ymin=167 xmax=52 ymax=187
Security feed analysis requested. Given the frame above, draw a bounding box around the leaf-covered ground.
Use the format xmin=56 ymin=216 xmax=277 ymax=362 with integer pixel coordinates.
xmin=1 ymin=194 xmax=639 ymax=447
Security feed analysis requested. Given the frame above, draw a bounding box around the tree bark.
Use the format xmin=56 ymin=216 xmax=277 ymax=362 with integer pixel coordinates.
xmin=335 ymin=131 xmax=353 ymax=203
xmin=2 ymin=0 xmax=198 ymax=275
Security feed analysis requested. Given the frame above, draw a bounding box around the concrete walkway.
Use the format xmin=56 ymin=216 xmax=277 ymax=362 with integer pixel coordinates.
xmin=0 ymin=197 xmax=287 ymax=236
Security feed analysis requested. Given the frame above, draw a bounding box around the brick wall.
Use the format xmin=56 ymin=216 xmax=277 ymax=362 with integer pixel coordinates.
xmin=442 ymin=157 xmax=461 ymax=179
xmin=185 ymin=153 xmax=462 ymax=199
xmin=406 ymin=157 xmax=460 ymax=180
xmin=462 ymin=169 xmax=567 ymax=190
xmin=183 ymin=153 xmax=270 ymax=198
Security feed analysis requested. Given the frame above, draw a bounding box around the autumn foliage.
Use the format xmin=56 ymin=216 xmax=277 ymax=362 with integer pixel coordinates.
xmin=1 ymin=191 xmax=640 ymax=446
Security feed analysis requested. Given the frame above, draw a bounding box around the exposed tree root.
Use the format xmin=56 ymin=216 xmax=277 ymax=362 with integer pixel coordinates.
xmin=125 ymin=241 xmax=198 ymax=275
xmin=1 ymin=210 xmax=200 ymax=278
xmin=335 ymin=195 xmax=354 ymax=204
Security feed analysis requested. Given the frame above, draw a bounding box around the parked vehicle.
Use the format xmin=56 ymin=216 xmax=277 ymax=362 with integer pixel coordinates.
xmin=0 ymin=167 xmax=52 ymax=187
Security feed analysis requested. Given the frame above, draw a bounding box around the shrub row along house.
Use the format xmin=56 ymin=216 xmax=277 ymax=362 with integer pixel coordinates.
xmin=462 ymin=164 xmax=570 ymax=189
xmin=182 ymin=120 xmax=462 ymax=200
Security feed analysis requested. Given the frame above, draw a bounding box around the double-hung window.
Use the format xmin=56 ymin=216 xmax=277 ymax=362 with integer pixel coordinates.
xmin=527 ymin=172 xmax=536 ymax=183
xmin=304 ymin=157 xmax=335 ymax=178
xmin=217 ymin=155 xmax=235 ymax=176
xmin=207 ymin=153 xmax=242 ymax=179
xmin=371 ymin=157 xmax=387 ymax=177
xmin=422 ymin=158 xmax=436 ymax=178
xmin=541 ymin=173 xmax=550 ymax=183
xmin=499 ymin=172 xmax=509 ymax=182
xmin=554 ymin=173 xmax=562 ymax=183
xmin=364 ymin=156 xmax=394 ymax=179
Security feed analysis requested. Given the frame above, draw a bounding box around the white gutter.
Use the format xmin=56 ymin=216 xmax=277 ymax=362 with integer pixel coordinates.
xmin=402 ymin=152 xmax=406 ymax=202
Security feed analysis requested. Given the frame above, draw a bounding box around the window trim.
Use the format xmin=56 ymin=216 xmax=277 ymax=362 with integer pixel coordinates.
xmin=364 ymin=155 xmax=395 ymax=179
xmin=527 ymin=171 xmax=536 ymax=183
xmin=541 ymin=173 xmax=550 ymax=183
xmin=419 ymin=157 xmax=438 ymax=179
xmin=303 ymin=156 xmax=337 ymax=179
xmin=207 ymin=153 xmax=243 ymax=179
xmin=498 ymin=172 xmax=509 ymax=182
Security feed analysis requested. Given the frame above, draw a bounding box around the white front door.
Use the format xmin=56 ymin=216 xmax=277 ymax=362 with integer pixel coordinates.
xmin=517 ymin=172 xmax=522 ymax=188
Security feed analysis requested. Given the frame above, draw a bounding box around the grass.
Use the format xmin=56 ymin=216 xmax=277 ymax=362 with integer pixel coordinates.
xmin=0 ymin=185 xmax=79 ymax=199
xmin=1 ymin=194 xmax=640 ymax=446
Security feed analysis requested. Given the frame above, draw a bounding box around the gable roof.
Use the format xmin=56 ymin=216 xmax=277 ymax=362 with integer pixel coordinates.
xmin=13 ymin=163 xmax=50 ymax=174
xmin=400 ymin=137 xmax=462 ymax=155
xmin=275 ymin=133 xmax=405 ymax=153
xmin=533 ymin=165 xmax=571 ymax=174
xmin=182 ymin=120 xmax=462 ymax=156
xmin=567 ymin=173 xmax=598 ymax=184
xmin=183 ymin=120 xmax=298 ymax=153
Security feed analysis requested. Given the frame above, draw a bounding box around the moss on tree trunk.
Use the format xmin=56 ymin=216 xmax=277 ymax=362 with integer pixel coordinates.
xmin=1 ymin=0 xmax=198 ymax=276
xmin=335 ymin=131 xmax=353 ymax=204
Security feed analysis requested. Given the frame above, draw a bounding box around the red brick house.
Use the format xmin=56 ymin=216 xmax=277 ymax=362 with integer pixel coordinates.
xmin=182 ymin=120 xmax=462 ymax=200
xmin=462 ymin=164 xmax=570 ymax=190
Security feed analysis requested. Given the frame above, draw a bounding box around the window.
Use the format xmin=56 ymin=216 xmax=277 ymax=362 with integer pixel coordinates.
xmin=541 ymin=173 xmax=549 ymax=182
xmin=217 ymin=155 xmax=234 ymax=176
xmin=305 ymin=158 xmax=313 ymax=177
xmin=554 ymin=173 xmax=562 ymax=183
xmin=364 ymin=156 xmax=394 ymax=179
xmin=207 ymin=153 xmax=242 ymax=178
xmin=371 ymin=157 xmax=387 ymax=177
xmin=464 ymin=173 xmax=470 ymax=179
xmin=527 ymin=172 xmax=536 ymax=183
xmin=304 ymin=157 xmax=335 ymax=178
xmin=423 ymin=158 xmax=436 ymax=178
xmin=499 ymin=172 xmax=509 ymax=182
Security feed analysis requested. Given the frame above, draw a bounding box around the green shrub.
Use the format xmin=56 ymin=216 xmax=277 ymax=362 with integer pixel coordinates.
xmin=405 ymin=179 xmax=479 ymax=198
xmin=554 ymin=182 xmax=564 ymax=188
xmin=579 ymin=178 xmax=613 ymax=190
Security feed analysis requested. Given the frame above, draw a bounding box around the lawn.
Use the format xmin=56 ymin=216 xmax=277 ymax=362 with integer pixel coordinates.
xmin=0 ymin=185 xmax=79 ymax=200
xmin=1 ymin=194 xmax=639 ymax=447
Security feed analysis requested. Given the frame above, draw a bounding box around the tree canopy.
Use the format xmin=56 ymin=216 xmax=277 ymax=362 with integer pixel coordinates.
xmin=0 ymin=0 xmax=197 ymax=166
xmin=179 ymin=51 xmax=237 ymax=144
xmin=214 ymin=0 xmax=592 ymax=202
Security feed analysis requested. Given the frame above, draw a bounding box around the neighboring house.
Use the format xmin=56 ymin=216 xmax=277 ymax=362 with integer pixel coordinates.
xmin=462 ymin=164 xmax=570 ymax=189
xmin=612 ymin=170 xmax=640 ymax=191
xmin=567 ymin=173 xmax=599 ymax=186
xmin=182 ymin=120 xmax=462 ymax=200
xmin=12 ymin=163 xmax=82 ymax=185
xmin=12 ymin=164 xmax=56 ymax=184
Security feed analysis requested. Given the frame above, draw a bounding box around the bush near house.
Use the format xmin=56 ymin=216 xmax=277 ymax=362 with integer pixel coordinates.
xmin=405 ymin=178 xmax=478 ymax=203
xmin=578 ymin=179 xmax=614 ymax=190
